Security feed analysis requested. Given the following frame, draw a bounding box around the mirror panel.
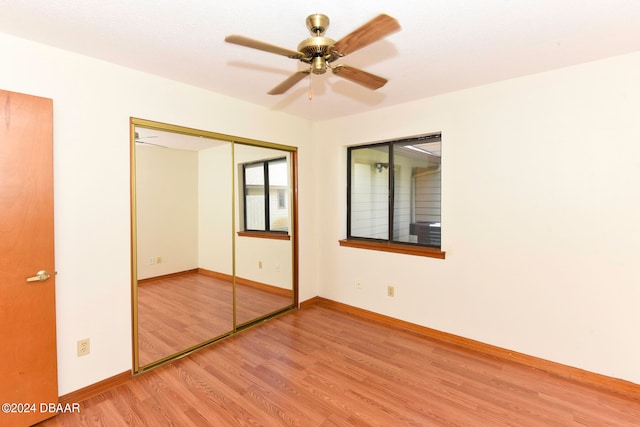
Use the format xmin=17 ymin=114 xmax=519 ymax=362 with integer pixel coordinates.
xmin=234 ymin=144 xmax=294 ymax=326
xmin=131 ymin=119 xmax=297 ymax=372
xmin=133 ymin=124 xmax=234 ymax=369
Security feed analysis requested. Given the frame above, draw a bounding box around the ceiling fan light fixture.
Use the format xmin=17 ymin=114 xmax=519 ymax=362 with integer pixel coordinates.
xmin=311 ymin=56 xmax=327 ymax=74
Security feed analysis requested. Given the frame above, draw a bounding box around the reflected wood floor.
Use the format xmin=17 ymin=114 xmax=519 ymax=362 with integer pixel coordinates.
xmin=138 ymin=271 xmax=292 ymax=367
xmin=40 ymin=304 xmax=640 ymax=426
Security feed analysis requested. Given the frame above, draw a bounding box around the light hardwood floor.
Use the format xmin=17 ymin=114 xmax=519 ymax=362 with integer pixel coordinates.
xmin=40 ymin=304 xmax=640 ymax=426
xmin=137 ymin=271 xmax=293 ymax=367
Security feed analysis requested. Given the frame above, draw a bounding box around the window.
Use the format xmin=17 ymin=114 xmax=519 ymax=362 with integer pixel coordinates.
xmin=345 ymin=134 xmax=442 ymax=255
xmin=242 ymin=157 xmax=289 ymax=233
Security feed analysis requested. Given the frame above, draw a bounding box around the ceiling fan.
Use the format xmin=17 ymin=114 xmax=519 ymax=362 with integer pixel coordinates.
xmin=225 ymin=13 xmax=401 ymax=95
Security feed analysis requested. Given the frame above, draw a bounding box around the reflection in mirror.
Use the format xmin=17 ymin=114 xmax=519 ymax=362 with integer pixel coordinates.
xmin=131 ymin=118 xmax=298 ymax=372
xmin=234 ymin=143 xmax=295 ymax=326
xmin=133 ymin=125 xmax=234 ymax=369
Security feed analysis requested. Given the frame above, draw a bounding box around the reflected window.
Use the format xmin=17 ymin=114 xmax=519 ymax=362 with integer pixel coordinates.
xmin=242 ymin=157 xmax=289 ymax=233
xmin=347 ymin=133 xmax=441 ymax=248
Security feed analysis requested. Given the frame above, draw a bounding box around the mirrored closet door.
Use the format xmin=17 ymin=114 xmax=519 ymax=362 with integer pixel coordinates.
xmin=131 ymin=118 xmax=297 ymax=372
xmin=233 ymin=143 xmax=295 ymax=327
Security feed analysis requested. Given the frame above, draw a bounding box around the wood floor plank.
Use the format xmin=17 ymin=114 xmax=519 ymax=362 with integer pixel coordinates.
xmin=137 ymin=271 xmax=292 ymax=367
xmin=39 ymin=304 xmax=640 ymax=426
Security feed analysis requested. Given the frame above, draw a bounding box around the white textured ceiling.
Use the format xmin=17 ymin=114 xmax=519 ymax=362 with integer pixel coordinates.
xmin=2 ymin=0 xmax=640 ymax=121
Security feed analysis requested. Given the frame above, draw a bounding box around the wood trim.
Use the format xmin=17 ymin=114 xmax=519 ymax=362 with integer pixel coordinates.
xmin=299 ymin=296 xmax=320 ymax=309
xmin=142 ymin=269 xmax=294 ymax=297
xmin=197 ymin=268 xmax=292 ymax=297
xmin=58 ymin=371 xmax=131 ymax=405
xmin=137 ymin=269 xmax=199 ymax=285
xmin=235 ymin=276 xmax=293 ymax=297
xmin=237 ymin=230 xmax=291 ymax=240
xmin=196 ymin=268 xmax=233 ymax=282
xmin=339 ymin=239 xmax=446 ymax=259
xmin=309 ymin=297 xmax=640 ymax=401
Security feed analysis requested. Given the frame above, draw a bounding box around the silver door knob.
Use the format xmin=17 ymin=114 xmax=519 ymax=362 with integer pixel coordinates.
xmin=26 ymin=270 xmax=51 ymax=282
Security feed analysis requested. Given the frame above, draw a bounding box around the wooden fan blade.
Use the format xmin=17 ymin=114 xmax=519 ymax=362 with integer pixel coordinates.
xmin=268 ymin=71 xmax=311 ymax=95
xmin=332 ymin=14 xmax=400 ymax=56
xmin=225 ymin=35 xmax=304 ymax=59
xmin=332 ymin=65 xmax=387 ymax=90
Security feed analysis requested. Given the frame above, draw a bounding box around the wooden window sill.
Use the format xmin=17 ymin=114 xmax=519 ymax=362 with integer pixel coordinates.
xmin=339 ymin=239 xmax=445 ymax=259
xmin=237 ymin=231 xmax=291 ymax=241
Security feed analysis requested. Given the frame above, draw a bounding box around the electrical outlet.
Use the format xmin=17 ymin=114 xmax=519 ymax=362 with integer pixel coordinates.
xmin=156 ymin=256 xmax=162 ymax=264
xmin=356 ymin=281 xmax=362 ymax=290
xmin=387 ymin=285 xmax=395 ymax=297
xmin=148 ymin=257 xmax=154 ymax=265
xmin=258 ymin=261 xmax=262 ymax=269
xmin=77 ymin=338 xmax=90 ymax=357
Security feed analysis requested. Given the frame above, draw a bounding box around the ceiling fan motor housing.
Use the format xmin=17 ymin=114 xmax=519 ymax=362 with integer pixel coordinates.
xmin=298 ymin=36 xmax=338 ymax=74
xmin=300 ymin=13 xmax=341 ymax=74
xmin=306 ymin=13 xmax=330 ymax=35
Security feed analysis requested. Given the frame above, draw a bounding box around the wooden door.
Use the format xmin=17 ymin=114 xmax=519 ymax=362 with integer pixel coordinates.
xmin=0 ymin=89 xmax=58 ymax=426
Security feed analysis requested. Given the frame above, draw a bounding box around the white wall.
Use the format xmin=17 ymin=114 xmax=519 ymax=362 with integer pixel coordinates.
xmin=234 ymin=145 xmax=293 ymax=290
xmin=313 ymin=51 xmax=640 ymax=384
xmin=198 ymin=143 xmax=233 ymax=275
xmin=0 ymin=33 xmax=315 ymax=395
xmin=3 ymin=30 xmax=640 ymax=393
xmin=136 ymin=146 xmax=198 ymax=279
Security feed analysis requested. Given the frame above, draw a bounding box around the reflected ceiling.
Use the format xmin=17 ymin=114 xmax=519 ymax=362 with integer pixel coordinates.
xmin=135 ymin=128 xmax=228 ymax=151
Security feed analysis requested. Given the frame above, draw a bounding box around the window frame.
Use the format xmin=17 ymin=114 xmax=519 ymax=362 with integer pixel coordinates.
xmin=343 ymin=134 xmax=445 ymax=259
xmin=241 ymin=156 xmax=289 ymax=236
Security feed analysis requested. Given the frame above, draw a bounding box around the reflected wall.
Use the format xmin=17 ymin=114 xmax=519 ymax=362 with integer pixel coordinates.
xmin=131 ymin=118 xmax=297 ymax=372
xmin=234 ymin=144 xmax=294 ymax=326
